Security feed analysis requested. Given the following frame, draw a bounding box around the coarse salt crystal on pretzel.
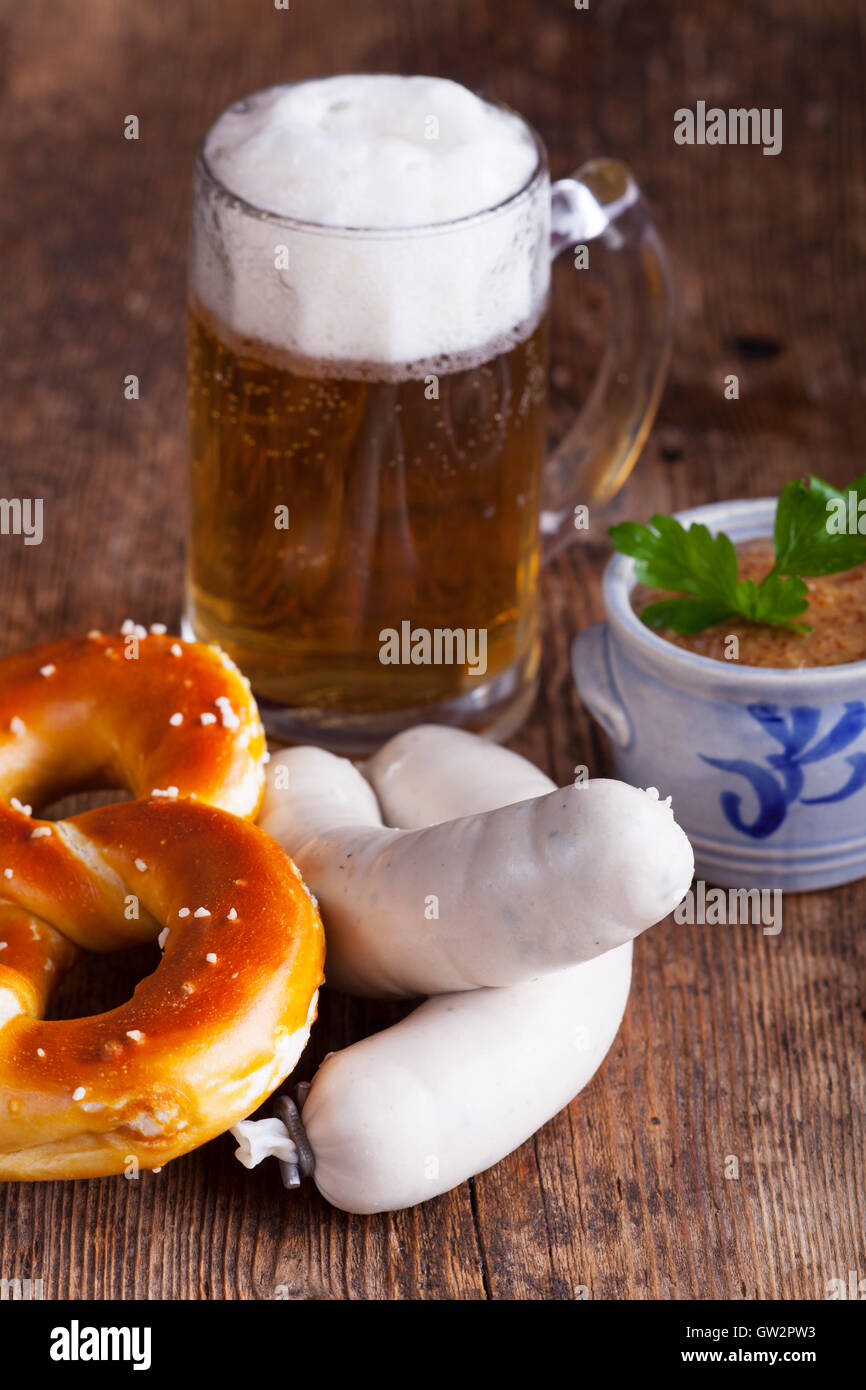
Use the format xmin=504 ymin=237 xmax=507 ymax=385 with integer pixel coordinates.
xmin=0 ymin=633 xmax=266 ymax=820
xmin=0 ymin=797 xmax=324 ymax=1179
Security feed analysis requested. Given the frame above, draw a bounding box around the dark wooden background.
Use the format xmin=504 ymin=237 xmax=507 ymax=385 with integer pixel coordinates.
xmin=0 ymin=0 xmax=863 ymax=1300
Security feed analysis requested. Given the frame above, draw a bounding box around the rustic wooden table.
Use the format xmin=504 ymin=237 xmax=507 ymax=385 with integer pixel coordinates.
xmin=0 ymin=0 xmax=863 ymax=1300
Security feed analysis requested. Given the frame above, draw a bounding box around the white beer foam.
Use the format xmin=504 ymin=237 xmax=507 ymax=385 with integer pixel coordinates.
xmin=203 ymin=76 xmax=539 ymax=227
xmin=192 ymin=75 xmax=550 ymax=373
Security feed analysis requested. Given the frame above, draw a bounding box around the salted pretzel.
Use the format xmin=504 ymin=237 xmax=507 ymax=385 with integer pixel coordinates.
xmin=0 ymin=631 xmax=322 ymax=1179
xmin=0 ymin=796 xmax=324 ymax=1179
xmin=0 ymin=631 xmax=266 ymax=819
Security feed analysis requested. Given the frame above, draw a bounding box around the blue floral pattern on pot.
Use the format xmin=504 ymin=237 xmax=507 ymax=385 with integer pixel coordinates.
xmin=699 ymin=702 xmax=866 ymax=839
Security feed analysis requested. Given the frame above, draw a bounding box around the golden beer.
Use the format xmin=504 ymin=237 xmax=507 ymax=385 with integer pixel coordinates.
xmin=186 ymin=303 xmax=547 ymax=729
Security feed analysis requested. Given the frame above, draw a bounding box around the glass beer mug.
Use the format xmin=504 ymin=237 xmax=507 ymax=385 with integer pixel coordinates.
xmin=185 ymin=79 xmax=672 ymax=751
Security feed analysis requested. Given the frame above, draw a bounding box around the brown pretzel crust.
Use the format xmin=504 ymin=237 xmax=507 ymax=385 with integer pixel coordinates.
xmin=0 ymin=798 xmax=324 ymax=1180
xmin=0 ymin=633 xmax=266 ymax=818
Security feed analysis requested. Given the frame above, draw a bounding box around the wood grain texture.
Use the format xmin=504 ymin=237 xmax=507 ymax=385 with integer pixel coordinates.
xmin=0 ymin=0 xmax=863 ymax=1299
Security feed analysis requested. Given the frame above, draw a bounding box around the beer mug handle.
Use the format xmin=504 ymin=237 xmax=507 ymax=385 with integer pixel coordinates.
xmin=541 ymin=158 xmax=673 ymax=557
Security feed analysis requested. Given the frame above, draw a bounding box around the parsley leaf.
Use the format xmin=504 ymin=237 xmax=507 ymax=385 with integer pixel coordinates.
xmin=606 ymin=481 xmax=842 ymax=636
xmin=639 ymin=596 xmax=742 ymax=634
xmin=774 ymin=474 xmax=866 ymax=576
xmin=737 ymin=571 xmax=810 ymax=627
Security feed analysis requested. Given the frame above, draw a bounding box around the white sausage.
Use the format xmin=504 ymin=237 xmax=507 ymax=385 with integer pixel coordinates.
xmin=361 ymin=724 xmax=554 ymax=825
xmin=303 ymin=944 xmax=632 ymax=1213
xmin=302 ymin=730 xmax=633 ymax=1212
xmin=258 ymin=744 xmax=693 ymax=997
